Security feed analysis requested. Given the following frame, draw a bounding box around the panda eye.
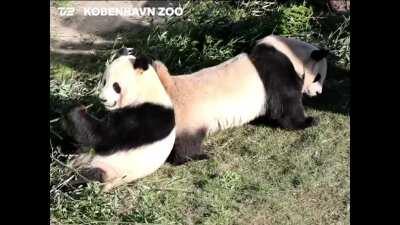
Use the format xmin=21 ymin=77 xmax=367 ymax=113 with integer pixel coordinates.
xmin=313 ymin=73 xmax=321 ymax=83
xmin=102 ymin=79 xmax=106 ymax=86
xmin=113 ymin=82 xmax=121 ymax=94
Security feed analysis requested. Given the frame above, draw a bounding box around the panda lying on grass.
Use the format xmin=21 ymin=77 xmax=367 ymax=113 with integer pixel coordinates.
xmin=153 ymin=34 xmax=328 ymax=165
xmin=62 ymin=52 xmax=176 ymax=192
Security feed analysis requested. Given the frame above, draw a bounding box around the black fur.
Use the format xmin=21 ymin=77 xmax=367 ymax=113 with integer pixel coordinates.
xmin=61 ymin=167 xmax=105 ymax=191
xmin=62 ymin=103 xmax=175 ymax=156
xmin=249 ymin=44 xmax=317 ymax=130
xmin=133 ymin=55 xmax=153 ymax=71
xmin=166 ymin=128 xmax=209 ymax=165
xmin=118 ymin=47 xmax=135 ymax=56
xmin=313 ymin=73 xmax=321 ymax=82
xmin=113 ymin=82 xmax=121 ymax=93
xmin=310 ymin=49 xmax=329 ymax=61
xmin=167 ymin=44 xmax=318 ymax=165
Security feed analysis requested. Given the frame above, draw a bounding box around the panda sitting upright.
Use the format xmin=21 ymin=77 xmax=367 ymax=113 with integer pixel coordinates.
xmin=62 ymin=50 xmax=176 ymax=191
xmin=152 ymin=35 xmax=328 ymax=165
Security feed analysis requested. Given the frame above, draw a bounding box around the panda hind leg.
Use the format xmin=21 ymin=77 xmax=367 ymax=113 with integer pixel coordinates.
xmin=61 ymin=167 xmax=105 ymax=192
xmin=276 ymin=98 xmax=319 ymax=130
xmin=279 ymin=115 xmax=318 ymax=130
xmin=70 ymin=168 xmax=132 ymax=192
xmin=167 ymin=143 xmax=209 ymax=166
xmin=168 ymin=147 xmax=209 ymax=166
xmin=167 ymin=129 xmax=209 ymax=165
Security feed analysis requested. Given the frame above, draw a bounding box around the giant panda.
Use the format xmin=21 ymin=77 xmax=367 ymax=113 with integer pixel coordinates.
xmin=62 ymin=51 xmax=176 ymax=191
xmin=152 ymin=34 xmax=328 ymax=165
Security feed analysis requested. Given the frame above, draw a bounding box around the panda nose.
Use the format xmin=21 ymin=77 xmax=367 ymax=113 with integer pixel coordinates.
xmin=99 ymin=98 xmax=107 ymax=103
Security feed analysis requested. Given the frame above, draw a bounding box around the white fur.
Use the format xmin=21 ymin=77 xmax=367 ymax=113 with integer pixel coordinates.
xmin=72 ymin=55 xmax=175 ymax=191
xmin=167 ymin=53 xmax=267 ymax=135
xmin=198 ymin=54 xmax=266 ymax=133
xmin=87 ymin=128 xmax=175 ymax=191
xmin=100 ymin=55 xmax=173 ymax=109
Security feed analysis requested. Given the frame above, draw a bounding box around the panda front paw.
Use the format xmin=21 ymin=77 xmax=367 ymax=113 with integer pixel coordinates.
xmin=63 ymin=106 xmax=83 ymax=130
xmin=62 ymin=105 xmax=91 ymax=145
xmin=68 ymin=105 xmax=87 ymax=116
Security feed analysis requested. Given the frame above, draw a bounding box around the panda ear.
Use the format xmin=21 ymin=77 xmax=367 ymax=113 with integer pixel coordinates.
xmin=118 ymin=47 xmax=135 ymax=56
xmin=132 ymin=55 xmax=153 ymax=73
xmin=310 ymin=49 xmax=329 ymax=61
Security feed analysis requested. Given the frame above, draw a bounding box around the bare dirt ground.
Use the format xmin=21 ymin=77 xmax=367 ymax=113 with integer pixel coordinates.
xmin=50 ymin=1 xmax=175 ymax=55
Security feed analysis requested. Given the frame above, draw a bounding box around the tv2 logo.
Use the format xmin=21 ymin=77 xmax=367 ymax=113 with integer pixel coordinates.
xmin=58 ymin=7 xmax=75 ymax=16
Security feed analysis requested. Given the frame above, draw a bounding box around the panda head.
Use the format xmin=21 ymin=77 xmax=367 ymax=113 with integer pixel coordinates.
xmin=99 ymin=50 xmax=170 ymax=110
xmin=302 ymin=48 xmax=328 ymax=97
xmin=259 ymin=35 xmax=329 ymax=97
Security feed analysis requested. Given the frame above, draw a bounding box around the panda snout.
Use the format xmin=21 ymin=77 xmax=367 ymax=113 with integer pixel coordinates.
xmin=315 ymin=86 xmax=322 ymax=95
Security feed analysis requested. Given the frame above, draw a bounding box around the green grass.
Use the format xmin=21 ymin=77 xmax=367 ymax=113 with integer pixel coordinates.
xmin=51 ymin=0 xmax=71 ymax=8
xmin=50 ymin=1 xmax=350 ymax=224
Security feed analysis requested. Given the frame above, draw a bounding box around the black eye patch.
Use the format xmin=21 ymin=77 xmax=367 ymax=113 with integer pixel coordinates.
xmin=102 ymin=79 xmax=106 ymax=86
xmin=113 ymin=82 xmax=121 ymax=94
xmin=313 ymin=73 xmax=321 ymax=83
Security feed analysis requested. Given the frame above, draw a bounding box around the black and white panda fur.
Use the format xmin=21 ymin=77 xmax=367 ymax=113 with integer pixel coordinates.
xmin=259 ymin=35 xmax=328 ymax=97
xmin=62 ymin=53 xmax=175 ymax=191
xmin=152 ymin=35 xmax=328 ymax=165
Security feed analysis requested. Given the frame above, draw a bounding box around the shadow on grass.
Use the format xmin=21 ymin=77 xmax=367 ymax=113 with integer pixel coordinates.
xmin=303 ymin=63 xmax=350 ymax=115
xmin=50 ymin=50 xmax=109 ymax=75
xmin=120 ymin=12 xmax=282 ymax=75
